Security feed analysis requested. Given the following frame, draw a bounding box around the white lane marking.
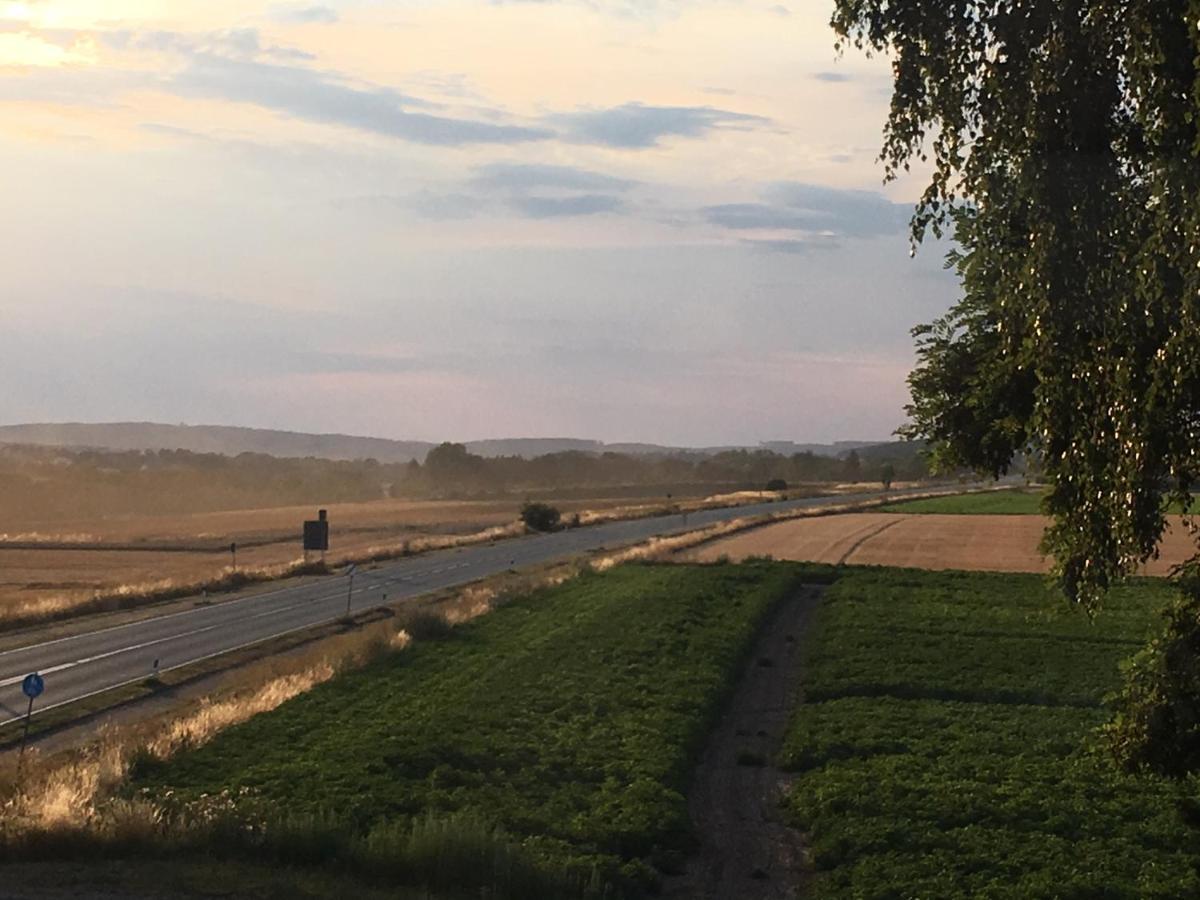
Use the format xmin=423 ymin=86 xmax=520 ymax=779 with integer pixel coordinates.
xmin=0 ymin=538 xmax=500 ymax=663
xmin=0 ymin=578 xmax=456 ymax=734
xmin=0 ymin=485 xmax=960 ymax=723
xmin=0 ymin=619 xmax=225 ymax=688
xmin=0 ymin=587 xmax=425 ymax=728
xmin=0 ymin=593 xmax=341 ymax=688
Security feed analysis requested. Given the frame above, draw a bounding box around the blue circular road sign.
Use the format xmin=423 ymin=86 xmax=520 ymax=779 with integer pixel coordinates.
xmin=21 ymin=673 xmax=44 ymax=699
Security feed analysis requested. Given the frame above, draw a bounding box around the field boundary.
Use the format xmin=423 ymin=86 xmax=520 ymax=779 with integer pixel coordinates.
xmin=0 ymin=485 xmax=996 ymax=762
xmin=0 ymin=488 xmax=859 ymax=635
xmin=0 ymin=483 xmax=981 ymax=639
xmin=665 ymin=585 xmax=822 ymax=898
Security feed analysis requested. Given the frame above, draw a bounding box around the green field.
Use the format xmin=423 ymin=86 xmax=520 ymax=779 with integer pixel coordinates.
xmin=782 ymin=567 xmax=1199 ymax=898
xmin=878 ymin=489 xmax=1045 ymax=515
xmin=26 ymin=559 xmax=1199 ymax=899
xmin=132 ymin=561 xmax=815 ymax=897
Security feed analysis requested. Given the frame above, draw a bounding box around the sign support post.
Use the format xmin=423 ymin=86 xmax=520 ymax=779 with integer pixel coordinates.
xmin=303 ymin=509 xmax=330 ymax=566
xmin=345 ymin=564 xmax=357 ymax=618
xmin=18 ymin=672 xmax=44 ymax=763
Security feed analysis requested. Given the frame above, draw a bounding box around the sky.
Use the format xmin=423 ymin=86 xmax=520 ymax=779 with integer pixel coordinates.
xmin=0 ymin=0 xmax=960 ymax=447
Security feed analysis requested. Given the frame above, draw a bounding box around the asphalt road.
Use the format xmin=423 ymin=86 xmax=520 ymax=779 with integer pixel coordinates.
xmin=0 ymin=485 xmax=952 ymax=728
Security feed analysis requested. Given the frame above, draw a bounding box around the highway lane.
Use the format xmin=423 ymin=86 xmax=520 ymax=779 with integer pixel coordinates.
xmin=0 ymin=485 xmax=955 ymax=727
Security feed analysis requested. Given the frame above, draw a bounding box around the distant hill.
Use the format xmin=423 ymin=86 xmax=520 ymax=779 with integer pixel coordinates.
xmin=0 ymin=423 xmax=433 ymax=463
xmin=0 ymin=422 xmax=895 ymax=463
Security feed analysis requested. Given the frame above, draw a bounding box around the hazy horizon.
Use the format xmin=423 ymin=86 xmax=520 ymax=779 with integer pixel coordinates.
xmin=0 ymin=418 xmax=894 ymax=450
xmin=0 ymin=1 xmax=958 ymax=445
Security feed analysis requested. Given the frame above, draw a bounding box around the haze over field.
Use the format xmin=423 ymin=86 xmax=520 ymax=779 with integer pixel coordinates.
xmin=0 ymin=421 xmax=889 ymax=461
xmin=0 ymin=0 xmax=956 ymax=446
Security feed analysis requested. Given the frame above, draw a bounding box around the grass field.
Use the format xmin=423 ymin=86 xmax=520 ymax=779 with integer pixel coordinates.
xmin=123 ymin=561 xmax=810 ymax=897
xmin=877 ymin=489 xmax=1045 ymax=515
xmin=782 ymin=567 xmax=1200 ymax=898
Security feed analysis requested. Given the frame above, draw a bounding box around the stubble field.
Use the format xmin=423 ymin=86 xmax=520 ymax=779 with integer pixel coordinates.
xmin=0 ymin=485 xmax=836 ymax=624
xmin=688 ymin=511 xmax=1199 ymax=574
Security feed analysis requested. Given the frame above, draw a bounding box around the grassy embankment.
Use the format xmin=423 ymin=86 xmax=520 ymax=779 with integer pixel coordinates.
xmin=1 ymin=562 xmax=819 ymax=898
xmin=782 ymin=567 xmax=1200 ymax=898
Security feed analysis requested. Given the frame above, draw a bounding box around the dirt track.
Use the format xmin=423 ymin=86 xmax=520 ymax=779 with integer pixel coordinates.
xmin=664 ymin=588 xmax=818 ymax=900
xmin=686 ymin=513 xmax=1198 ymax=575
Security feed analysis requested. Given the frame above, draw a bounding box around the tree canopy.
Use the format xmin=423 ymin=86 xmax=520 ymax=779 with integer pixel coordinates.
xmin=833 ymin=0 xmax=1200 ymax=610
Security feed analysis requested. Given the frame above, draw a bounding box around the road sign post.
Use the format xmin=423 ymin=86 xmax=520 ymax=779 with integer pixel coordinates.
xmin=345 ymin=564 xmax=357 ymax=618
xmin=18 ymin=672 xmax=44 ymax=761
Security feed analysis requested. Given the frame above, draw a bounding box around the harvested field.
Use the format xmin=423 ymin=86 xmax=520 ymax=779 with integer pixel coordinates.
xmin=0 ymin=488 xmax=773 ymax=620
xmin=687 ymin=512 xmax=1199 ymax=575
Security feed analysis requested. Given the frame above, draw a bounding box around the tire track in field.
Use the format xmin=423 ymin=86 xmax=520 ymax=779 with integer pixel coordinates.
xmin=835 ymin=516 xmax=904 ymax=565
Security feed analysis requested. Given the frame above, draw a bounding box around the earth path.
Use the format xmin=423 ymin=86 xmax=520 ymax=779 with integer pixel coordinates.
xmin=665 ymin=587 xmax=821 ymax=900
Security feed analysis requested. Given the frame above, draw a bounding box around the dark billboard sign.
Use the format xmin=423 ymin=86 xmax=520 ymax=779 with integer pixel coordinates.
xmin=303 ymin=509 xmax=329 ymax=551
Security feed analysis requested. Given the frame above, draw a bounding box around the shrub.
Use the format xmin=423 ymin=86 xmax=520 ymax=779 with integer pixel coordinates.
xmin=766 ymin=478 xmax=788 ymax=492
xmin=403 ymin=611 xmax=455 ymax=642
xmin=880 ymin=463 xmax=896 ymax=490
xmin=520 ymin=502 xmax=561 ymax=533
xmin=1105 ymin=570 xmax=1200 ymax=777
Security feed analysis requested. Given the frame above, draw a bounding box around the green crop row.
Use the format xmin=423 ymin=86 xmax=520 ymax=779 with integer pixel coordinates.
xmin=781 ymin=567 xmax=1199 ymax=898
xmin=877 ymin=490 xmax=1046 ymax=515
xmin=133 ymin=561 xmax=813 ymax=897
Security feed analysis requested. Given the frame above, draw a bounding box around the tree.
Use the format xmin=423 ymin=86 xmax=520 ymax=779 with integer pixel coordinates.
xmin=520 ymin=501 xmax=561 ymax=533
xmin=831 ymin=1 xmax=1200 ymax=771
xmin=423 ymin=442 xmax=484 ymax=490
xmin=842 ymin=450 xmax=861 ymax=484
xmin=880 ymin=463 xmax=896 ymax=491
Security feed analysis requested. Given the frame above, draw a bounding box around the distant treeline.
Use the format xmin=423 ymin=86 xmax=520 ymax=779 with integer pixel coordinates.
xmin=0 ymin=441 xmax=931 ymax=524
xmin=410 ymin=442 xmax=928 ymax=494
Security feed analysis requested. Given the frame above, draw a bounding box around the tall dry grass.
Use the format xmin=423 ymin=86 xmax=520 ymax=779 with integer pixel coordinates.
xmin=0 ymin=564 xmax=600 ymax=896
xmin=0 ymin=558 xmax=334 ymax=633
xmin=0 ymin=522 xmax=532 ymax=634
xmin=0 ymin=558 xmax=583 ymax=849
xmin=0 ymin=485 xmax=886 ymax=633
xmin=0 ymin=488 xmax=971 ymax=836
xmin=0 ymin=638 xmax=364 ymax=835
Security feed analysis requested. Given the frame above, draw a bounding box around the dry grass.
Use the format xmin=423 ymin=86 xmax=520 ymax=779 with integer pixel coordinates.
xmin=0 ymin=486 xmax=814 ymax=632
xmin=0 ymin=490 xmax=974 ymax=830
xmin=0 ymin=519 xmax=542 ymax=632
xmin=0 ymin=498 xmax=532 ymax=627
xmin=0 ymin=558 xmax=333 ymax=633
xmin=0 ymin=613 xmax=411 ymax=841
xmin=0 ymin=558 xmax=586 ymax=849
